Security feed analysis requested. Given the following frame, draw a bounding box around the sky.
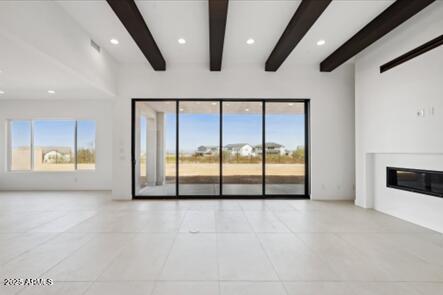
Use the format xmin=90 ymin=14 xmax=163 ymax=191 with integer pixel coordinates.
xmin=11 ymin=115 xmax=303 ymax=154
xmin=10 ymin=120 xmax=96 ymax=149
xmin=151 ymin=113 xmax=305 ymax=153
xmin=10 ymin=121 xmax=31 ymax=148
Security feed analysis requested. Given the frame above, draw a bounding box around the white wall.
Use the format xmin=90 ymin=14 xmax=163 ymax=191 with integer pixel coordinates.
xmin=373 ymin=154 xmax=443 ymax=233
xmin=355 ymin=2 xmax=443 ymax=230
xmin=112 ymin=63 xmax=355 ymax=200
xmin=0 ymin=99 xmax=113 ymax=190
xmin=0 ymin=1 xmax=118 ymax=98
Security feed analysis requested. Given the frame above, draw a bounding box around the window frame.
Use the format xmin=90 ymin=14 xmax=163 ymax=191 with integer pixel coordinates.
xmin=75 ymin=120 xmax=98 ymax=171
xmin=6 ymin=119 xmax=96 ymax=172
xmin=131 ymin=98 xmax=310 ymax=199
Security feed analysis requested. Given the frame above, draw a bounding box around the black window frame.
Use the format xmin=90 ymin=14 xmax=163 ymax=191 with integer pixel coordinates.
xmin=131 ymin=98 xmax=310 ymax=199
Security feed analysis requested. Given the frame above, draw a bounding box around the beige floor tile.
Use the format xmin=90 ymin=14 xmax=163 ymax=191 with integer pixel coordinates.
xmin=339 ymin=233 xmax=443 ymax=281
xmin=99 ymin=233 xmax=175 ymax=280
xmin=296 ymin=233 xmax=389 ymax=280
xmin=218 ymin=233 xmax=279 ymax=281
xmin=179 ymin=211 xmax=216 ymax=233
xmin=215 ymin=211 xmax=252 ymax=233
xmin=141 ymin=211 xmax=186 ymax=233
xmin=0 ymin=233 xmax=93 ymax=278
xmin=0 ymin=192 xmax=442 ymax=290
xmin=0 ymin=233 xmax=57 ymax=265
xmin=30 ymin=211 xmax=97 ymax=233
xmin=258 ymin=233 xmax=339 ymax=280
xmin=18 ymin=282 xmax=91 ymax=295
xmin=160 ymin=233 xmax=218 ymax=280
xmin=44 ymin=233 xmax=133 ymax=281
xmin=285 ymin=282 xmax=351 ymax=295
xmin=220 ymin=282 xmax=287 ymax=295
xmin=244 ymin=211 xmax=290 ymax=232
xmin=84 ymin=282 xmax=155 ymax=295
xmin=152 ymin=281 xmax=219 ymax=295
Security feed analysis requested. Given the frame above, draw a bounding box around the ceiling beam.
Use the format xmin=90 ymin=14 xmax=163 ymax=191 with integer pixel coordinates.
xmin=107 ymin=0 xmax=166 ymax=71
xmin=320 ymin=0 xmax=435 ymax=72
xmin=265 ymin=0 xmax=332 ymax=72
xmin=209 ymin=0 xmax=229 ymax=71
xmin=380 ymin=34 xmax=443 ymax=73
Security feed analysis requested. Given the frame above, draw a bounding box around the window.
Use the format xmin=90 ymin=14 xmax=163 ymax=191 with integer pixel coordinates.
xmin=77 ymin=120 xmax=96 ymax=170
xmin=33 ymin=120 xmax=76 ymax=171
xmin=9 ymin=120 xmax=32 ymax=171
xmin=8 ymin=120 xmax=96 ymax=171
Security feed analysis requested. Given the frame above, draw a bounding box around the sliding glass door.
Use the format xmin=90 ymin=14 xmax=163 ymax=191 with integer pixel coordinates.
xmin=132 ymin=99 xmax=309 ymax=199
xmin=222 ymin=101 xmax=262 ymax=196
xmin=179 ymin=101 xmax=220 ymax=196
xmin=134 ymin=101 xmax=176 ymax=196
xmin=265 ymin=102 xmax=306 ymax=195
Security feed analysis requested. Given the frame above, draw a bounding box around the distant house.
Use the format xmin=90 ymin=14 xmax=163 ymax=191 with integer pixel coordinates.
xmin=224 ymin=143 xmax=255 ymax=157
xmin=195 ymin=145 xmax=218 ymax=156
xmin=254 ymin=142 xmax=287 ymax=155
xmin=43 ymin=149 xmax=72 ymax=163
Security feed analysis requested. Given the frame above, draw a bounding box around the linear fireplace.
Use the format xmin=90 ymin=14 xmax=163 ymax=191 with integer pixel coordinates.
xmin=387 ymin=167 xmax=443 ymax=198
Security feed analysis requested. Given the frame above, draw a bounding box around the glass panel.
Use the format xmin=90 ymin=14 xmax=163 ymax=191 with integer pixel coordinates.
xmin=222 ymin=101 xmax=262 ymax=195
xmin=33 ymin=120 xmax=76 ymax=171
xmin=431 ymin=174 xmax=443 ymax=195
xmin=179 ymin=101 xmax=220 ymax=195
xmin=265 ymin=102 xmax=305 ymax=195
xmin=396 ymin=171 xmax=426 ymax=191
xmin=135 ymin=101 xmax=176 ymax=196
xmin=77 ymin=120 xmax=96 ymax=170
xmin=9 ymin=120 xmax=31 ymax=171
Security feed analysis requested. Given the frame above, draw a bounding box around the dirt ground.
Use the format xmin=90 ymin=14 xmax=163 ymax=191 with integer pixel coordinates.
xmin=142 ymin=163 xmax=304 ymax=177
xmin=166 ymin=163 xmax=305 ymax=177
xmin=33 ymin=163 xmax=95 ymax=171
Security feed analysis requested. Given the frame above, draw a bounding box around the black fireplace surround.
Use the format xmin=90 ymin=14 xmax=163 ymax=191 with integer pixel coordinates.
xmin=387 ymin=167 xmax=443 ymax=198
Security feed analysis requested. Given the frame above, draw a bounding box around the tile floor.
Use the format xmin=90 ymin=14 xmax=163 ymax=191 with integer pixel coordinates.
xmin=0 ymin=191 xmax=442 ymax=295
xmin=139 ymin=184 xmax=304 ymax=196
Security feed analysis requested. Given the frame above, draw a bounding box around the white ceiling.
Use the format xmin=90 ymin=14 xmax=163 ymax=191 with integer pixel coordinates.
xmin=0 ymin=0 xmax=397 ymax=99
xmin=59 ymin=0 xmax=394 ymax=66
xmin=57 ymin=0 xmax=145 ymax=64
xmin=0 ymin=30 xmax=107 ymax=100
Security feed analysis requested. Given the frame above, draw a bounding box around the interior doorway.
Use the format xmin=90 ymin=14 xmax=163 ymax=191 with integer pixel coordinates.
xmin=132 ymin=99 xmax=309 ymax=199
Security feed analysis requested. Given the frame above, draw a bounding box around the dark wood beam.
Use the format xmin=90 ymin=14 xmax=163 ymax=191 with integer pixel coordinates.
xmin=209 ymin=0 xmax=229 ymax=71
xmin=107 ymin=0 xmax=166 ymax=71
xmin=380 ymin=34 xmax=443 ymax=73
xmin=320 ymin=0 xmax=435 ymax=72
xmin=265 ymin=0 xmax=332 ymax=72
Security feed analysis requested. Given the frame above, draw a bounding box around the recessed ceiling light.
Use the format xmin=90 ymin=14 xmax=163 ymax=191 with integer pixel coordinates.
xmin=288 ymin=103 xmax=294 ymax=106
xmin=245 ymin=108 xmax=250 ymax=112
xmin=246 ymin=38 xmax=255 ymax=45
xmin=179 ymin=108 xmax=184 ymax=112
xmin=110 ymin=38 xmax=119 ymax=45
xmin=316 ymin=39 xmax=326 ymax=46
xmin=48 ymin=90 xmax=55 ymax=94
xmin=0 ymin=90 xmax=5 ymax=95
xmin=212 ymin=102 xmax=217 ymax=106
xmin=178 ymin=38 xmax=186 ymax=45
